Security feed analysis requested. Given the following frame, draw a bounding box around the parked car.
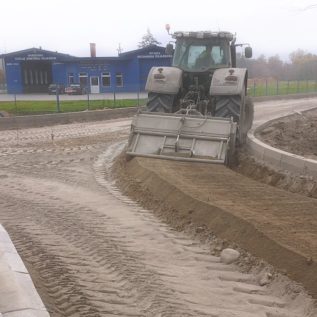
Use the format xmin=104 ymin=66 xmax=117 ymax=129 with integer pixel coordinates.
xmin=48 ymin=84 xmax=65 ymax=95
xmin=65 ymin=84 xmax=87 ymax=95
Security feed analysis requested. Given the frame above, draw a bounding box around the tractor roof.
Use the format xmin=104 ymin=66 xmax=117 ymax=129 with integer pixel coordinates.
xmin=172 ymin=31 xmax=234 ymax=41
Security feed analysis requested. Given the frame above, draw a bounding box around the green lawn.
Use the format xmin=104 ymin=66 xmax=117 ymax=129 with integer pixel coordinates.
xmin=248 ymin=80 xmax=317 ymax=97
xmin=0 ymin=98 xmax=147 ymax=116
xmin=1 ymin=80 xmax=317 ymax=116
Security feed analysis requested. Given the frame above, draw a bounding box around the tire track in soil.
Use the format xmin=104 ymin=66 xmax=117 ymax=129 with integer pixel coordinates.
xmin=0 ymin=120 xmax=314 ymax=317
xmin=0 ymin=179 xmax=207 ymax=316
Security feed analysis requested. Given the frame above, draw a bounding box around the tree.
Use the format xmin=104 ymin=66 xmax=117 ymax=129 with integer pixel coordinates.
xmin=138 ymin=29 xmax=161 ymax=48
xmin=267 ymin=55 xmax=284 ymax=79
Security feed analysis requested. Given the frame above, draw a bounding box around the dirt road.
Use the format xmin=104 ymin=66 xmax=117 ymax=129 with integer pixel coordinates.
xmin=0 ymin=99 xmax=316 ymax=316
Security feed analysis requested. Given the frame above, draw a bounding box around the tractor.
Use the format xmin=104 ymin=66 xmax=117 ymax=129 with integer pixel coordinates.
xmin=127 ymin=29 xmax=253 ymax=164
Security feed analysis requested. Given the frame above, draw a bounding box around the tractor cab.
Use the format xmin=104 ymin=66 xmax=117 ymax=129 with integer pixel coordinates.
xmin=171 ymin=32 xmax=233 ymax=72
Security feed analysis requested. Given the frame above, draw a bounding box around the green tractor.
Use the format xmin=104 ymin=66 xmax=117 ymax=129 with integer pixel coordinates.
xmin=127 ymin=30 xmax=253 ymax=164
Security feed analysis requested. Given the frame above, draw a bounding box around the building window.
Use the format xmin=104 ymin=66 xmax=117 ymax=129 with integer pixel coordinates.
xmin=116 ymin=72 xmax=123 ymax=87
xmin=68 ymin=73 xmax=74 ymax=84
xmin=79 ymin=72 xmax=88 ymax=86
xmin=102 ymin=72 xmax=111 ymax=87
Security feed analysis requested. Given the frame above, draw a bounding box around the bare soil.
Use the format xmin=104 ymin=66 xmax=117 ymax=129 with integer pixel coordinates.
xmin=1 ymin=105 xmax=317 ymax=315
xmin=234 ymin=108 xmax=317 ymax=199
xmin=257 ymin=108 xmax=317 ymax=160
xmin=113 ymin=153 xmax=317 ymax=300
xmin=3 ymin=121 xmax=315 ymax=316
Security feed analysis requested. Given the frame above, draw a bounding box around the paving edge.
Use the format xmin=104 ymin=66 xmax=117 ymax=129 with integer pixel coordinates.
xmin=0 ymin=106 xmax=142 ymax=131
xmin=0 ymin=224 xmax=50 ymax=316
xmin=247 ymin=106 xmax=317 ymax=179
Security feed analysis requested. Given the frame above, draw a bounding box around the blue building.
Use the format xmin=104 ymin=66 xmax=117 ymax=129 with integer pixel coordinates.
xmin=0 ymin=45 xmax=172 ymax=94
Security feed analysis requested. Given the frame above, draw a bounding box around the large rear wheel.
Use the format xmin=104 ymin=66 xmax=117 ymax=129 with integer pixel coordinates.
xmin=244 ymin=96 xmax=254 ymax=132
xmin=214 ymin=93 xmax=253 ymax=145
xmin=146 ymin=92 xmax=174 ymax=113
xmin=214 ymin=95 xmax=241 ymax=122
xmin=237 ymin=96 xmax=254 ymax=145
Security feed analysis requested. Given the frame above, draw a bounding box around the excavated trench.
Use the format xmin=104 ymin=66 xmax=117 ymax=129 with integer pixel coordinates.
xmin=0 ymin=103 xmax=316 ymax=316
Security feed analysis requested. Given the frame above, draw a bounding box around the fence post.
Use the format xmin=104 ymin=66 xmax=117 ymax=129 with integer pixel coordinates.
xmin=276 ymin=80 xmax=279 ymax=95
xmin=87 ymin=92 xmax=90 ymax=110
xmin=137 ymin=89 xmax=140 ymax=107
xmin=14 ymin=94 xmax=17 ymax=115
xmin=113 ymin=90 xmax=116 ymax=108
xmin=265 ymin=79 xmax=268 ymax=96
xmin=253 ymin=81 xmax=256 ymax=97
xmin=306 ymin=80 xmax=308 ymax=92
xmin=55 ymin=90 xmax=60 ymax=113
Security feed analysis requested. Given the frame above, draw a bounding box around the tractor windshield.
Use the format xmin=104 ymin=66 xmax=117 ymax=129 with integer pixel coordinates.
xmin=172 ymin=38 xmax=230 ymax=72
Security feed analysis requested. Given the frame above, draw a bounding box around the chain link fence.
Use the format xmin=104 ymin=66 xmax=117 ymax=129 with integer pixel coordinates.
xmin=248 ymin=79 xmax=317 ymax=97
xmin=1 ymin=80 xmax=317 ymax=117
xmin=0 ymin=84 xmax=147 ymax=116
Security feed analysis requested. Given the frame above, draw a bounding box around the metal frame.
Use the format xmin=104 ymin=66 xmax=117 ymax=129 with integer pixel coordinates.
xmin=127 ymin=112 xmax=236 ymax=164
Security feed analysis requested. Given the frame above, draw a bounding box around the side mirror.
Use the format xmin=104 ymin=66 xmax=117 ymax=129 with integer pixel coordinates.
xmin=165 ymin=43 xmax=174 ymax=55
xmin=245 ymin=46 xmax=252 ymax=58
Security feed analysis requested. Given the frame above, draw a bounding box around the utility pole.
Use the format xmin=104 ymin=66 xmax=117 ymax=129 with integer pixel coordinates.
xmin=117 ymin=43 xmax=123 ymax=56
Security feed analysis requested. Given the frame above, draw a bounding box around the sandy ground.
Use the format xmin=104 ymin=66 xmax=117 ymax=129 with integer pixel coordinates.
xmin=258 ymin=108 xmax=317 ymax=159
xmin=114 ymin=154 xmax=317 ymax=297
xmin=0 ymin=117 xmax=316 ymax=316
xmin=235 ymin=108 xmax=317 ymax=198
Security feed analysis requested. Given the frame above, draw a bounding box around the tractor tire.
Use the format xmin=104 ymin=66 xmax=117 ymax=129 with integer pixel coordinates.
xmin=214 ymin=95 xmax=241 ymax=122
xmin=146 ymin=92 xmax=174 ymax=113
xmin=238 ymin=96 xmax=254 ymax=145
xmin=214 ymin=94 xmax=253 ymax=145
xmin=244 ymin=96 xmax=254 ymax=132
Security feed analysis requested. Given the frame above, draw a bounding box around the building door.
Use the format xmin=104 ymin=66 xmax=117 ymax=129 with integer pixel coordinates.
xmin=21 ymin=61 xmax=52 ymax=93
xmin=90 ymin=76 xmax=100 ymax=93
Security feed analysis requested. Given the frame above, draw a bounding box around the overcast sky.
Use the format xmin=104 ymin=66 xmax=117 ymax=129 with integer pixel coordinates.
xmin=1 ymin=0 xmax=316 ymax=61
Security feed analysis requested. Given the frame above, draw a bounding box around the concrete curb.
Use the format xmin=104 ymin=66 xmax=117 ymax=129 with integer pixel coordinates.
xmin=0 ymin=107 xmax=141 ymax=131
xmin=247 ymin=107 xmax=317 ymax=179
xmin=0 ymin=225 xmax=49 ymax=316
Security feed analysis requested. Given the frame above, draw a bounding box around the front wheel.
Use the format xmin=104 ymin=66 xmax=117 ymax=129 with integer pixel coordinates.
xmin=146 ymin=92 xmax=174 ymax=113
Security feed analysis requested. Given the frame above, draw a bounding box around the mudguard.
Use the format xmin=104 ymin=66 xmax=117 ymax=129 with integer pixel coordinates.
xmin=145 ymin=67 xmax=182 ymax=94
xmin=210 ymin=68 xmax=247 ymax=96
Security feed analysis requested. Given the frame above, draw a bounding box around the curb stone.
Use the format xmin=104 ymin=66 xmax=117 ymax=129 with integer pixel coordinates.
xmin=0 ymin=225 xmax=49 ymax=316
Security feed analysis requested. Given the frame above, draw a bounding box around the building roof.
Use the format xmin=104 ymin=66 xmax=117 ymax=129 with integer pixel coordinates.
xmin=0 ymin=45 xmax=170 ymax=61
xmin=119 ymin=45 xmax=166 ymax=57
xmin=0 ymin=47 xmax=75 ymax=59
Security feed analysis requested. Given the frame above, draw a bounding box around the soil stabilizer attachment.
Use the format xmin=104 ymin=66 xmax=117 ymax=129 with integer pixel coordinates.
xmin=126 ymin=112 xmax=237 ymax=164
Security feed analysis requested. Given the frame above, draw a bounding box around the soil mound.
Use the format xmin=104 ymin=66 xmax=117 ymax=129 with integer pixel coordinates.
xmin=113 ymin=153 xmax=317 ymax=298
